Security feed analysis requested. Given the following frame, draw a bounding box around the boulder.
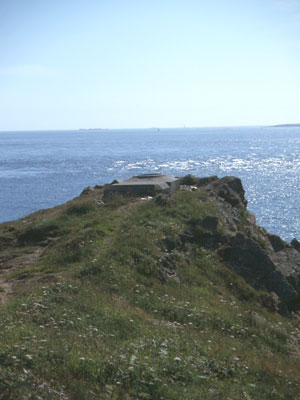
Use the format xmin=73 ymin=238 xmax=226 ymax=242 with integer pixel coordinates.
xmin=210 ymin=176 xmax=247 ymax=207
xmin=200 ymin=216 xmax=219 ymax=233
xmin=268 ymin=234 xmax=287 ymax=252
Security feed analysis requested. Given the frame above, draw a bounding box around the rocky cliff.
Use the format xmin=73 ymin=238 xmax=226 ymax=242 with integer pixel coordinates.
xmin=180 ymin=175 xmax=300 ymax=313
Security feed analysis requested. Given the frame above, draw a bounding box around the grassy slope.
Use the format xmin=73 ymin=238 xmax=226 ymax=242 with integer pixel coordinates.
xmin=0 ymin=187 xmax=299 ymax=400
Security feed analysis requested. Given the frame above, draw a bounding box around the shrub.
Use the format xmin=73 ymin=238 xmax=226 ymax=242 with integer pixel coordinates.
xmin=180 ymin=174 xmax=199 ymax=185
xmin=18 ymin=223 xmax=60 ymax=245
xmin=66 ymin=203 xmax=96 ymax=216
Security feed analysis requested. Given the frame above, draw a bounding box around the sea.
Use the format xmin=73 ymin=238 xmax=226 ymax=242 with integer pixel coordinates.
xmin=1 ymin=126 xmax=300 ymax=242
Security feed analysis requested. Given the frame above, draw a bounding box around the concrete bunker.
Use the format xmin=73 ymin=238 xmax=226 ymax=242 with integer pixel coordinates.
xmin=104 ymin=173 xmax=179 ymax=197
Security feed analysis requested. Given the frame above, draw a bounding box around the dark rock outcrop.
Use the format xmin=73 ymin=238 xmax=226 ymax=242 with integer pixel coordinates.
xmin=196 ymin=176 xmax=300 ymax=313
xmin=179 ymin=175 xmax=218 ymax=187
xmin=210 ymin=176 xmax=247 ymax=207
xmin=81 ymin=186 xmax=94 ymax=195
xmin=197 ymin=176 xmax=218 ymax=187
xmin=291 ymin=238 xmax=300 ymax=252
xmin=200 ymin=216 xmax=219 ymax=233
xmin=220 ymin=233 xmax=297 ymax=313
xmin=268 ymin=234 xmax=287 ymax=252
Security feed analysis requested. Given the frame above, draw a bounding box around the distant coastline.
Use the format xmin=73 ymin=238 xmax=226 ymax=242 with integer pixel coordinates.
xmin=273 ymin=123 xmax=300 ymax=128
xmin=79 ymin=128 xmax=106 ymax=131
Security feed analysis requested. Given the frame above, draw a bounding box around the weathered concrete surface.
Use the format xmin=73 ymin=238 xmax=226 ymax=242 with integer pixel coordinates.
xmin=104 ymin=174 xmax=179 ymax=197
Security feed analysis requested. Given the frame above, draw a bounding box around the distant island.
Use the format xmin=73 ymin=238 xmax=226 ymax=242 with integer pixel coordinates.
xmin=273 ymin=123 xmax=300 ymax=128
xmin=79 ymin=128 xmax=106 ymax=131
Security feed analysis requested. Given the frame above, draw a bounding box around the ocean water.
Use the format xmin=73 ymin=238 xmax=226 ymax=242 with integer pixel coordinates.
xmin=1 ymin=127 xmax=300 ymax=241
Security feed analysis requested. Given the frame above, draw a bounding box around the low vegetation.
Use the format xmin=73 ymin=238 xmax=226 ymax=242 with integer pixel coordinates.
xmin=0 ymin=183 xmax=299 ymax=399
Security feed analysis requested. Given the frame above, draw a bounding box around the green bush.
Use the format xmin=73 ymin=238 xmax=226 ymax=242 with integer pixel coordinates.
xmin=18 ymin=222 xmax=60 ymax=245
xmin=180 ymin=174 xmax=199 ymax=185
xmin=66 ymin=203 xmax=96 ymax=216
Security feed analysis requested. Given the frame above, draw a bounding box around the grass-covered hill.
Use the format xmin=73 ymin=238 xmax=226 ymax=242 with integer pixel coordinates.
xmin=0 ymin=175 xmax=299 ymax=400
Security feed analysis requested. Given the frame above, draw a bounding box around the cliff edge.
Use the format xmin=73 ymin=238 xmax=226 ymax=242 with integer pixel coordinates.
xmin=192 ymin=175 xmax=300 ymax=313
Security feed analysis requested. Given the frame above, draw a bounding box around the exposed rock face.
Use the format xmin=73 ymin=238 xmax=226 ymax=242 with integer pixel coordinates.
xmin=291 ymin=238 xmax=300 ymax=252
xmin=210 ymin=176 xmax=247 ymax=207
xmin=197 ymin=176 xmax=300 ymax=313
xmin=81 ymin=186 xmax=94 ymax=195
xmin=268 ymin=234 xmax=287 ymax=252
xmin=221 ymin=233 xmax=297 ymax=313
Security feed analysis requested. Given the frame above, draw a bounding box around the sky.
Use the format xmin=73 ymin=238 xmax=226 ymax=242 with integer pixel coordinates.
xmin=0 ymin=0 xmax=300 ymax=130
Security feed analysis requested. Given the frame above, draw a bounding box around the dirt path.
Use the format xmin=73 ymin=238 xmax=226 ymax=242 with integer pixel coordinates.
xmin=0 ymin=196 xmax=143 ymax=307
xmin=0 ymin=248 xmax=44 ymax=306
xmin=0 ymin=279 xmax=12 ymax=305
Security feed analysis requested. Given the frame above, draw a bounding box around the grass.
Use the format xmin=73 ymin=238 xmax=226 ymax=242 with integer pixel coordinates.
xmin=0 ymin=186 xmax=299 ymax=399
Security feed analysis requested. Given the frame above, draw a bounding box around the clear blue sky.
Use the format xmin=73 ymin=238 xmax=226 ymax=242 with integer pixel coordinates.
xmin=0 ymin=0 xmax=300 ymax=130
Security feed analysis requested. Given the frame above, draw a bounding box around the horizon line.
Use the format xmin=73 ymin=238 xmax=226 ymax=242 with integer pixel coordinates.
xmin=0 ymin=123 xmax=289 ymax=133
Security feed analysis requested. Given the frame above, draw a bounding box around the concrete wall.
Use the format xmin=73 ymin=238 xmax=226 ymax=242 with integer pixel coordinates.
xmin=104 ymin=174 xmax=179 ymax=198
